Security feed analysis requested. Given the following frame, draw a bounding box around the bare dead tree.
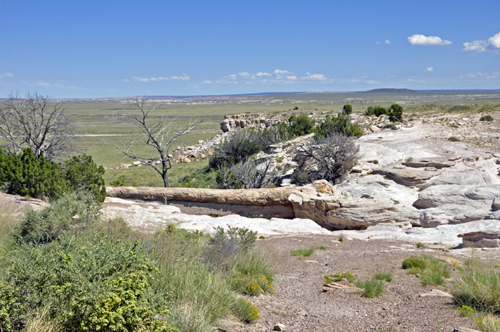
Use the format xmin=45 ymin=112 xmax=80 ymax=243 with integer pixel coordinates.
xmin=115 ymin=98 xmax=201 ymax=187
xmin=293 ymin=132 xmax=359 ymax=184
xmin=0 ymin=93 xmax=75 ymax=160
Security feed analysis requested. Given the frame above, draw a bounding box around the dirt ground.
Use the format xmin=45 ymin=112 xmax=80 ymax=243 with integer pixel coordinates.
xmin=219 ymin=234 xmax=481 ymax=332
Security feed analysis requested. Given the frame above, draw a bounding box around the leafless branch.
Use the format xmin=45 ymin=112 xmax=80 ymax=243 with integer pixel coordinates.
xmin=116 ymin=98 xmax=201 ymax=187
xmin=0 ymin=92 xmax=75 ymax=160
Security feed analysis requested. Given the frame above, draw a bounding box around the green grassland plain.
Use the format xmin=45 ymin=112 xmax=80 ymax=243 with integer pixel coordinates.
xmin=5 ymin=90 xmax=500 ymax=187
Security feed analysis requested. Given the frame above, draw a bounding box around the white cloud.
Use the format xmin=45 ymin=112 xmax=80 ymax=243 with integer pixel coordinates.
xmin=407 ymin=34 xmax=452 ymax=46
xmin=273 ymin=69 xmax=292 ymax=75
xmin=131 ymin=75 xmax=189 ymax=82
xmin=426 ymin=67 xmax=434 ymax=72
xmin=286 ymin=75 xmax=297 ymax=80
xmin=301 ymin=72 xmax=327 ymax=81
xmin=34 ymin=81 xmax=51 ymax=87
xmin=170 ymin=75 xmax=190 ymax=81
xmin=238 ymin=72 xmax=251 ymax=78
xmin=273 ymin=69 xmax=293 ymax=79
xmin=461 ymin=71 xmax=498 ymax=79
xmin=256 ymin=72 xmax=271 ymax=77
xmin=202 ymin=80 xmax=212 ymax=84
xmin=0 ymin=72 xmax=13 ymax=79
xmin=133 ymin=77 xmax=151 ymax=82
xmin=122 ymin=79 xmax=129 ymax=82
xmin=463 ymin=32 xmax=500 ymax=53
xmin=227 ymin=74 xmax=237 ymax=80
xmin=385 ymin=40 xmax=391 ymax=45
xmin=375 ymin=41 xmax=383 ymax=45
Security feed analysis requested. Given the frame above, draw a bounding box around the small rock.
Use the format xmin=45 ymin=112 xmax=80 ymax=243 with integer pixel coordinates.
xmin=453 ymin=327 xmax=482 ymax=332
xmin=274 ymin=323 xmax=286 ymax=331
xmin=419 ymin=289 xmax=454 ymax=298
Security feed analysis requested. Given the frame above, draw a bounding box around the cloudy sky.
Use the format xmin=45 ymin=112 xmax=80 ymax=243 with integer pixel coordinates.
xmin=1 ymin=0 xmax=499 ymax=98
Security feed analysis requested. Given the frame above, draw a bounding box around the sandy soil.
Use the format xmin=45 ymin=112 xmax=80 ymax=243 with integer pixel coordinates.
xmin=219 ymin=235 xmax=480 ymax=332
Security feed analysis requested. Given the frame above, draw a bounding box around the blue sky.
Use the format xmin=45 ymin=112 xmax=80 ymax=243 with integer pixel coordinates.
xmin=1 ymin=0 xmax=499 ymax=98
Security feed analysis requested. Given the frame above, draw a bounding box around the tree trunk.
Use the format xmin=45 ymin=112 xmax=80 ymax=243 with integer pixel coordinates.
xmin=161 ymin=159 xmax=170 ymax=187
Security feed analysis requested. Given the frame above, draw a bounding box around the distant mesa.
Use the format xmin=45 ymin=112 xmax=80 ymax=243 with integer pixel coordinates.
xmin=364 ymin=88 xmax=416 ymax=93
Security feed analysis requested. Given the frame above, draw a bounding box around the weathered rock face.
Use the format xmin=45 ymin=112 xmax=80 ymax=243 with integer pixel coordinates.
xmin=413 ymin=185 xmax=500 ymax=227
xmin=459 ymin=229 xmax=500 ymax=248
xmin=372 ymin=167 xmax=440 ymax=186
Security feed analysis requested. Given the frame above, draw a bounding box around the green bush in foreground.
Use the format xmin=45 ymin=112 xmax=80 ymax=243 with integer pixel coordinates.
xmin=0 ymin=237 xmax=177 ymax=332
xmin=452 ymin=259 xmax=500 ymax=314
xmin=374 ymin=272 xmax=393 ymax=282
xmin=14 ymin=193 xmax=101 ymax=245
xmin=357 ymin=279 xmax=386 ymax=298
xmin=233 ymin=299 xmax=260 ymax=324
xmin=402 ymin=255 xmax=449 ymax=286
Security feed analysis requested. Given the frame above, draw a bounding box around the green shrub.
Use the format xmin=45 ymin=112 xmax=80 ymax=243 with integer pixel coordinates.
xmin=452 ymin=259 xmax=500 ymax=314
xmin=402 ymin=256 xmax=427 ymax=270
xmin=373 ymin=106 xmax=388 ymax=117
xmin=287 ymin=113 xmax=315 ymax=137
xmin=388 ymin=104 xmax=403 ymax=122
xmin=291 ymin=246 xmax=327 ymax=258
xmin=448 ymin=105 xmax=471 ymax=112
xmin=314 ymin=114 xmax=363 ymax=138
xmin=420 ymin=270 xmax=445 ymax=286
xmin=480 ymin=115 xmax=494 ymax=122
xmin=62 ymin=154 xmax=106 ymax=202
xmin=110 ymin=175 xmax=126 ymax=186
xmin=0 ymin=237 xmax=177 ymax=332
xmin=364 ymin=106 xmax=375 ymax=116
xmin=1 ymin=148 xmax=70 ymax=199
xmin=228 ymin=249 xmax=275 ymax=294
xmin=229 ymin=274 xmax=274 ymax=296
xmin=14 ymin=193 xmax=101 ymax=245
xmin=402 ymin=255 xmax=450 ymax=286
xmin=448 ymin=136 xmax=460 ymax=142
xmin=233 ymin=299 xmax=260 ymax=324
xmin=357 ymin=279 xmax=386 ymax=298
xmin=0 ymin=149 xmax=106 ymax=201
xmin=374 ymin=272 xmax=393 ymax=282
xmin=342 ymin=104 xmax=353 ymax=116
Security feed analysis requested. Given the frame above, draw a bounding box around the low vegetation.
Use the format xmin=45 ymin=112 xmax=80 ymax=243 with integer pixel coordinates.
xmin=0 ymin=148 xmax=105 ymax=201
xmin=364 ymin=104 xmax=404 ymax=122
xmin=451 ymin=258 xmax=500 ymax=332
xmin=291 ymin=246 xmax=328 ymax=258
xmin=0 ymin=195 xmax=275 ymax=332
xmin=402 ymin=255 xmax=450 ymax=286
xmin=356 ymin=279 xmax=387 ymax=298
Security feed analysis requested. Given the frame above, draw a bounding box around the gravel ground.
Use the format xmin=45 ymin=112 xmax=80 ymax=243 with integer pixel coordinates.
xmin=219 ymin=234 xmax=480 ymax=332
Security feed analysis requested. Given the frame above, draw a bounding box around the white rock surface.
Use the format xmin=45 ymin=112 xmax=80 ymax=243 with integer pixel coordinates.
xmin=104 ymin=197 xmax=330 ymax=235
xmin=333 ymin=219 xmax=500 ymax=246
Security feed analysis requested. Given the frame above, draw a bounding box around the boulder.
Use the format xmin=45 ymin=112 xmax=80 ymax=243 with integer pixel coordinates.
xmin=424 ymin=170 xmax=500 ymax=187
xmin=459 ymin=229 xmax=500 ymax=248
xmin=372 ymin=167 xmax=440 ymax=186
xmin=402 ymin=158 xmax=455 ymax=168
xmin=414 ymin=185 xmax=500 ymax=226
